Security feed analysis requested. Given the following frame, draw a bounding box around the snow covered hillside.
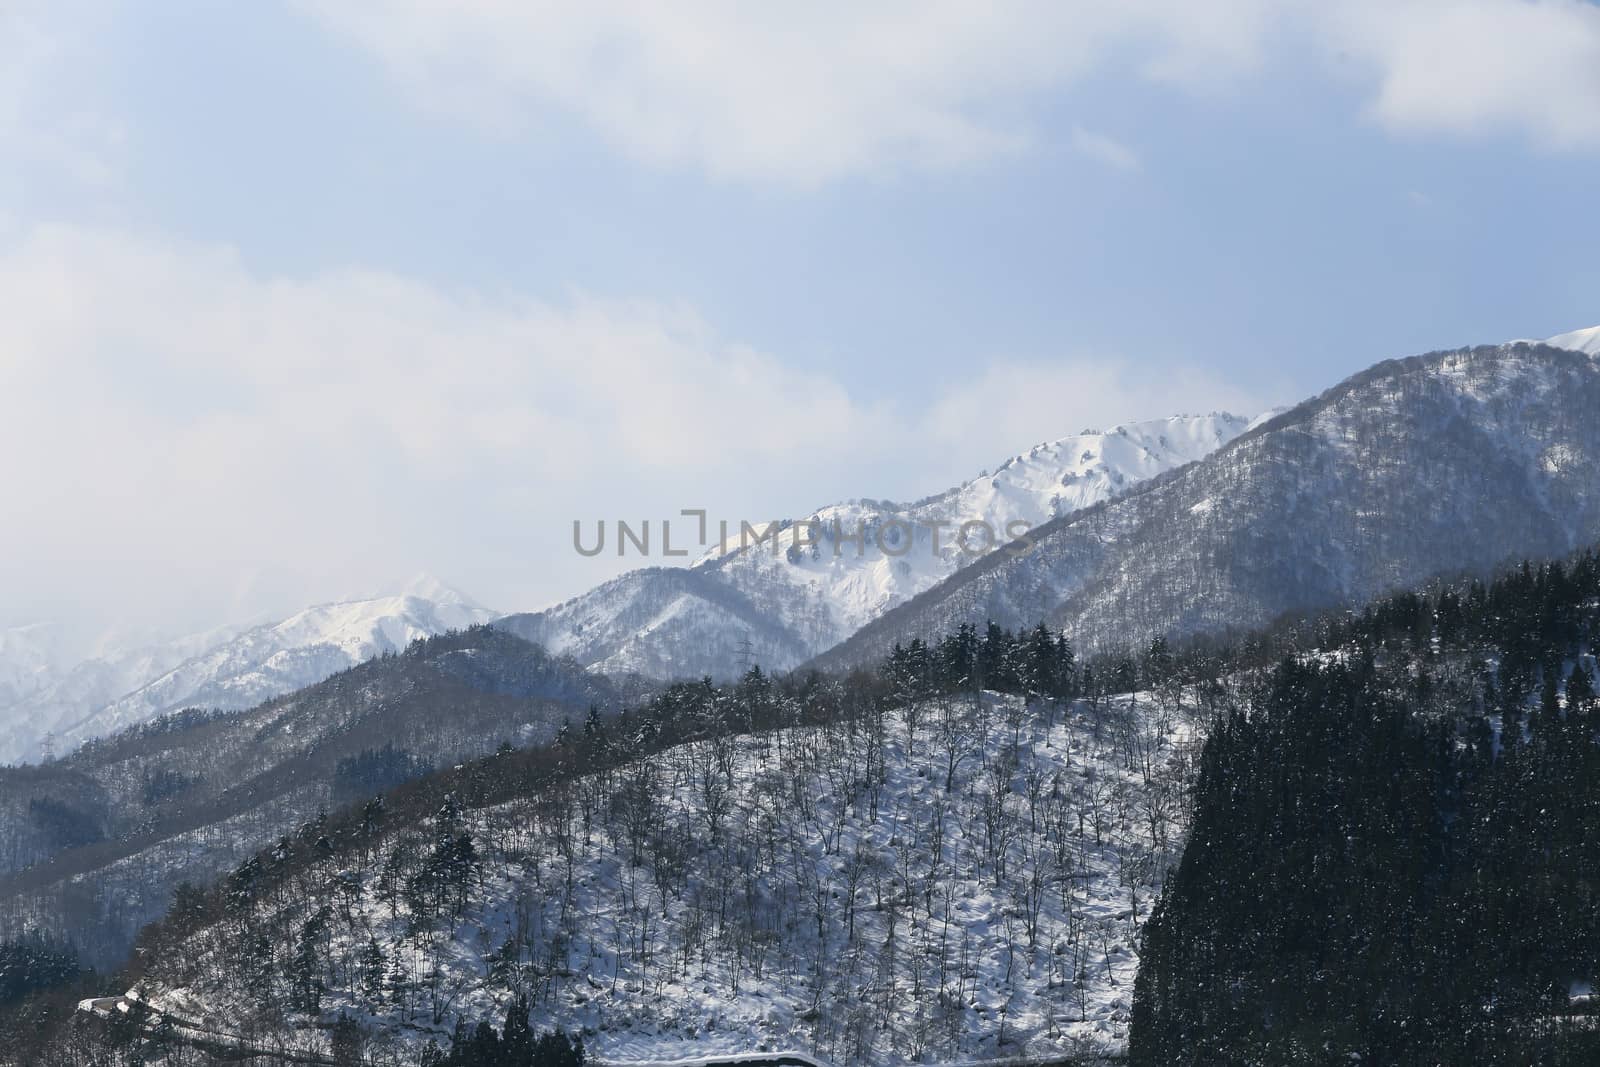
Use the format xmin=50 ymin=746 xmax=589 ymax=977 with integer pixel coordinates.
xmin=706 ymin=414 xmax=1252 ymax=643
xmin=1503 ymin=324 xmax=1600 ymax=356
xmin=1545 ymin=323 xmax=1600 ymax=356
xmin=0 ymin=617 xmax=259 ymax=767
xmin=821 ymin=338 xmax=1600 ymax=670
xmin=502 ymin=415 xmax=1249 ymax=680
xmin=136 ymin=689 xmax=1193 ymax=1065
xmin=0 ymin=576 xmax=496 ymax=764
xmin=0 ymin=623 xmax=77 ymax=714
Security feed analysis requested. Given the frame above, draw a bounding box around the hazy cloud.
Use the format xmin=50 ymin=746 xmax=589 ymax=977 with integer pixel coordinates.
xmin=0 ymin=224 xmax=1274 ymax=630
xmin=0 ymin=3 xmax=126 ymax=193
xmin=1070 ymin=126 xmax=1141 ymax=171
xmin=1323 ymin=0 xmax=1600 ymax=149
xmin=298 ymin=1 xmax=1600 ymax=184
xmin=297 ymin=1 xmax=1280 ymax=184
xmin=0 ymin=226 xmax=892 ymax=627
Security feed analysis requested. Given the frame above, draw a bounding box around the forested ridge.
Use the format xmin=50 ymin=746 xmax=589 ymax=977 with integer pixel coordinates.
xmin=0 ymin=627 xmax=628 ymax=966
xmin=4 ymin=619 xmax=1207 ymax=1065
xmin=10 ymin=545 xmax=1600 ymax=1063
xmin=819 ymin=342 xmax=1600 ymax=671
xmin=1132 ymin=550 xmax=1600 ymax=1064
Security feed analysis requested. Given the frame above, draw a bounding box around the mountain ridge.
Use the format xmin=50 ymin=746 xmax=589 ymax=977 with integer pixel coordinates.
xmin=0 ymin=577 xmax=496 ymax=765
xmin=6 ymin=324 xmax=1593 ymax=761
xmin=500 ymin=413 xmax=1252 ymax=680
xmin=812 ymin=338 xmax=1600 ymax=671
xmin=0 ymin=624 xmax=620 ymax=966
xmin=1540 ymin=322 xmax=1600 ymax=356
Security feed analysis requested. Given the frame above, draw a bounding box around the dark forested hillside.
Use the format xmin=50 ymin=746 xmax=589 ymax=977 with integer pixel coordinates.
xmin=0 ymin=627 xmax=626 ymax=968
xmin=1131 ymin=551 xmax=1600 ymax=1064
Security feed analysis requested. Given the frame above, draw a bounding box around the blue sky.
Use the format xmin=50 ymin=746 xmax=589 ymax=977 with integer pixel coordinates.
xmin=4 ymin=1 xmax=1599 ymax=635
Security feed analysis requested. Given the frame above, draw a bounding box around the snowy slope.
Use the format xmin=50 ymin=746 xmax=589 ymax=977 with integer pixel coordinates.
xmin=0 ymin=618 xmax=263 ymax=759
xmin=503 ymin=415 xmax=1249 ymax=679
xmin=1546 ymin=324 xmax=1600 ymax=356
xmin=0 ymin=622 xmax=77 ymax=711
xmin=707 ymin=414 xmax=1249 ymax=642
xmin=0 ymin=576 xmax=495 ymax=763
xmin=58 ymin=577 xmax=496 ymax=750
xmin=820 ymin=338 xmax=1600 ymax=669
xmin=141 ymin=690 xmax=1193 ymax=1064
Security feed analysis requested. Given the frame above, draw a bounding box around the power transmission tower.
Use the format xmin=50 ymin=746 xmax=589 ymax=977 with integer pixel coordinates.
xmin=734 ymin=635 xmax=758 ymax=674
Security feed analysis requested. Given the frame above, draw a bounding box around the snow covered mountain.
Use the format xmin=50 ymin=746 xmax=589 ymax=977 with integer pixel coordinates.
xmin=1545 ymin=323 xmax=1600 ymax=356
xmin=500 ymin=414 xmax=1250 ymax=679
xmin=0 ymin=619 xmax=256 ymax=758
xmin=819 ymin=331 xmax=1600 ymax=669
xmin=0 ymin=622 xmax=77 ymax=712
xmin=0 ymin=576 xmax=496 ymax=764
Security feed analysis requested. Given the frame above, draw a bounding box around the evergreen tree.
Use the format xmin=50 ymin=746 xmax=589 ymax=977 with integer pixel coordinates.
xmin=501 ymin=995 xmax=534 ymax=1063
xmin=360 ymin=937 xmax=387 ymax=1003
xmin=289 ymin=907 xmax=330 ymax=1014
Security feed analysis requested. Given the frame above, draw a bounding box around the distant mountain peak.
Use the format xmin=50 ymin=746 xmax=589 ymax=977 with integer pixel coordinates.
xmin=393 ymin=572 xmax=484 ymax=608
xmin=0 ymin=577 xmax=498 ymax=764
xmin=500 ymin=412 xmax=1253 ymax=680
xmin=1545 ymin=324 xmax=1600 ymax=356
xmin=335 ymin=573 xmax=487 ymax=611
xmin=816 ymin=339 xmax=1600 ymax=673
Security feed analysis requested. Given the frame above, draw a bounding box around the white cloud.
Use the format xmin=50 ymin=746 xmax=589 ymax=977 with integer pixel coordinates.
xmin=0 ymin=3 xmax=126 ymax=191
xmin=0 ymin=224 xmax=1274 ymax=632
xmin=1322 ymin=0 xmax=1600 ymax=149
xmin=296 ymin=1 xmax=1279 ymax=184
xmin=297 ymin=1 xmax=1600 ymax=184
xmin=0 ymin=225 xmax=893 ymax=627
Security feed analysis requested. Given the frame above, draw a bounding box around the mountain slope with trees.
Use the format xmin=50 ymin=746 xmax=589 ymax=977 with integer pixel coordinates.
xmin=24 ymin=623 xmax=1206 ymax=1066
xmin=818 ymin=341 xmax=1600 ymax=669
xmin=0 ymin=627 xmax=624 ymax=969
xmin=0 ymin=578 xmax=499 ymax=765
xmin=18 ymin=543 xmax=1600 ymax=1064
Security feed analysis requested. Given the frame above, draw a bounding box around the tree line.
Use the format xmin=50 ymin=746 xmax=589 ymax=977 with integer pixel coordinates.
xmin=1132 ymin=550 xmax=1600 ymax=1064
